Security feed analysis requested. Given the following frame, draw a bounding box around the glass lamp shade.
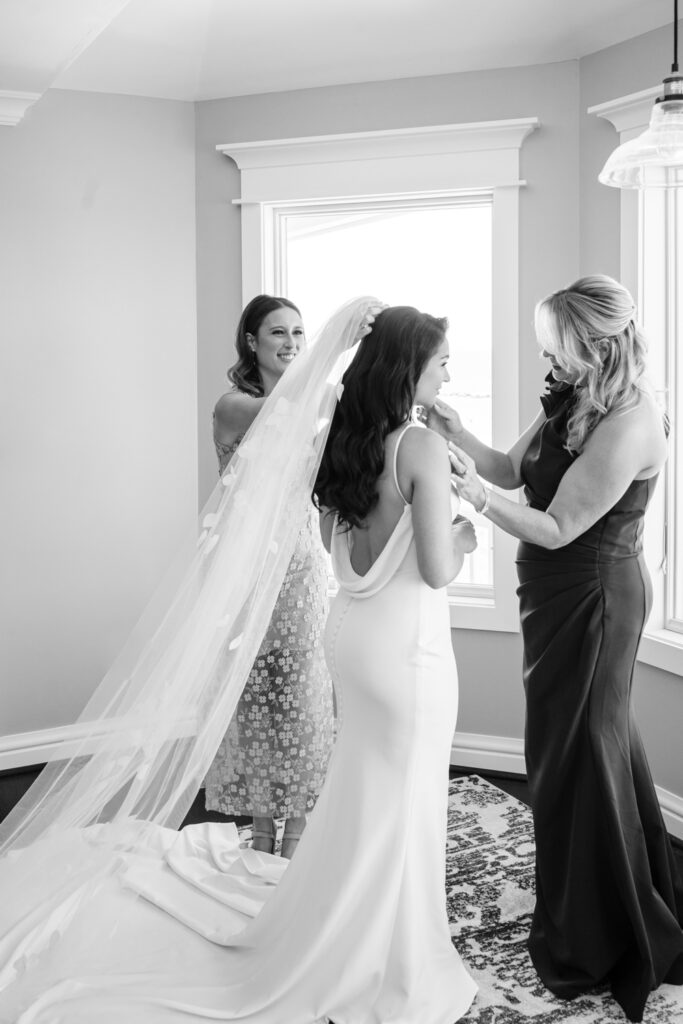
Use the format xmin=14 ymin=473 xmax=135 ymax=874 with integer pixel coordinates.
xmin=599 ymin=99 xmax=683 ymax=189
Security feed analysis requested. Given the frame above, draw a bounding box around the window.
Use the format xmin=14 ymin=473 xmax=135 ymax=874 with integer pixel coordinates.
xmin=219 ymin=118 xmax=538 ymax=630
xmin=591 ymin=88 xmax=683 ymax=671
xmin=276 ymin=196 xmax=493 ymax=592
xmin=640 ymin=187 xmax=683 ymax=635
xmin=673 ymin=193 xmax=683 ymax=630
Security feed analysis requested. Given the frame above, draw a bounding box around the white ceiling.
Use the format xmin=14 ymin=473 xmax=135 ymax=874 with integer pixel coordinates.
xmin=0 ymin=0 xmax=676 ymax=104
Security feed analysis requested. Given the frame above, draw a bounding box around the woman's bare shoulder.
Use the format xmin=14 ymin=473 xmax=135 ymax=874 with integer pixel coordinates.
xmin=214 ymin=389 xmax=261 ymax=435
xmin=214 ymin=388 xmax=249 ymax=415
xmin=586 ymin=387 xmax=667 ymax=476
xmin=389 ymin=426 xmax=449 ymax=505
xmin=398 ymin=424 xmax=449 ymax=466
xmin=601 ymin=387 xmax=666 ymax=438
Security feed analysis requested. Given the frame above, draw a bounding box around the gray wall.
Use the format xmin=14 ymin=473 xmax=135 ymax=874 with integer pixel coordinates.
xmin=1 ymin=89 xmax=197 ymax=734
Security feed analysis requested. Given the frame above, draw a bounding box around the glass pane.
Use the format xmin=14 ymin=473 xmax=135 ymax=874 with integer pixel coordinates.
xmin=673 ymin=192 xmax=683 ymax=627
xmin=282 ymin=202 xmax=493 ymax=587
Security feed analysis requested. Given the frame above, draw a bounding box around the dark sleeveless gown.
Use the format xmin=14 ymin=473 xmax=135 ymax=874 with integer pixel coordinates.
xmin=516 ymin=378 xmax=683 ymax=1022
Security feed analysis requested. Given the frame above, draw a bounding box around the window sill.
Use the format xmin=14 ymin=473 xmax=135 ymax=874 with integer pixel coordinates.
xmin=638 ymin=629 xmax=683 ymax=677
xmin=448 ymin=594 xmax=519 ymax=633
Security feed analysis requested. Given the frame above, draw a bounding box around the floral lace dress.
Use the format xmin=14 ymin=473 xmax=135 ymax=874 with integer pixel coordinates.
xmin=204 ymin=428 xmax=334 ymax=818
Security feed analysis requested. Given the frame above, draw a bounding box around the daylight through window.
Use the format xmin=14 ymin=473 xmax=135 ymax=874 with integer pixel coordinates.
xmin=277 ymin=197 xmax=494 ymax=591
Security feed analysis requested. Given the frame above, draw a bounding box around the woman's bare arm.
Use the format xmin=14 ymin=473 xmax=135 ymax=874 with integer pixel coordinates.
xmin=319 ymin=508 xmax=334 ymax=554
xmin=429 ymin=398 xmax=545 ymax=490
xmin=451 ymin=395 xmax=667 ymax=549
xmin=403 ymin=429 xmax=472 ymax=588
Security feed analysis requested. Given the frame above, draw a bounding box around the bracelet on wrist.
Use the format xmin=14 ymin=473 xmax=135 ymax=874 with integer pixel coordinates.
xmin=476 ymin=486 xmax=491 ymax=515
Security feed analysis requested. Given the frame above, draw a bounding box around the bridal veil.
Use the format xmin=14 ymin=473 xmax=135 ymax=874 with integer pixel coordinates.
xmin=0 ymin=296 xmax=380 ymax=988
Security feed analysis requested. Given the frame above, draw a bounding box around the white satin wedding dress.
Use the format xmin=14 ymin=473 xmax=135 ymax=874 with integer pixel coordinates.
xmin=1 ymin=427 xmax=476 ymax=1024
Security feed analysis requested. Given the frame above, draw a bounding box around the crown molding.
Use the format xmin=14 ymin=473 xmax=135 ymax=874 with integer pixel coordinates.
xmin=218 ymin=119 xmax=539 ymax=204
xmin=0 ymin=90 xmax=42 ymax=127
xmin=588 ymin=85 xmax=660 ymax=138
xmin=218 ymin=119 xmax=539 ymax=172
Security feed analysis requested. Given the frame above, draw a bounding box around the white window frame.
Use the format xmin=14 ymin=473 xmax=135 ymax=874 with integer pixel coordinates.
xmin=218 ymin=119 xmax=539 ymax=632
xmin=590 ymin=88 xmax=683 ymax=676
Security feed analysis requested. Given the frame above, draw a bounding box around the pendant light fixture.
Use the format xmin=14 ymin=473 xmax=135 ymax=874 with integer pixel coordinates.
xmin=599 ymin=0 xmax=683 ymax=188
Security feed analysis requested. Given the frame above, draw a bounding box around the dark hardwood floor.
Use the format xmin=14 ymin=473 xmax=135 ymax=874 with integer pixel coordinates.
xmin=181 ymin=796 xmax=246 ymax=829
xmin=0 ymin=764 xmax=42 ymax=823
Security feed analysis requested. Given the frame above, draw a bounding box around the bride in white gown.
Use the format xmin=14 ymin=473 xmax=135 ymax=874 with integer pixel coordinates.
xmin=0 ymin=302 xmax=477 ymax=1023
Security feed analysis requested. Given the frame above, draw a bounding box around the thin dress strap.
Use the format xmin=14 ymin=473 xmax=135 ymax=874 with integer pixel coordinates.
xmin=392 ymin=422 xmax=421 ymax=505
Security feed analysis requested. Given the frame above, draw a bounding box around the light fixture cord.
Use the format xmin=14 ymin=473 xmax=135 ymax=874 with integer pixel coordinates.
xmin=675 ymin=0 xmax=679 ymax=73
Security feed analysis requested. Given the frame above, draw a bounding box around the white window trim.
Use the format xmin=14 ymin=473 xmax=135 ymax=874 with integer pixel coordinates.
xmin=218 ymin=119 xmax=539 ymax=632
xmin=589 ymin=88 xmax=683 ymax=676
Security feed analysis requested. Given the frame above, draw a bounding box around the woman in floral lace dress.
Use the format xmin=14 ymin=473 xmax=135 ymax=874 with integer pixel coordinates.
xmin=204 ymin=295 xmax=334 ymax=859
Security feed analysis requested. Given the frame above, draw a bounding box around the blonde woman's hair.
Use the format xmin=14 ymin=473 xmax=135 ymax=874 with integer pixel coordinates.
xmin=534 ymin=275 xmax=648 ymax=453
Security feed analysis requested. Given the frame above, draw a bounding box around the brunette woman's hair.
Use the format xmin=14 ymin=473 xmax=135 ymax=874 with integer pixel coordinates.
xmin=314 ymin=305 xmax=447 ymax=528
xmin=228 ymin=294 xmax=301 ymax=397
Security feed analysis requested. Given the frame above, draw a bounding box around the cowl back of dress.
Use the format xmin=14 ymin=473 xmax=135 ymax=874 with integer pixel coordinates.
xmin=331 ymin=506 xmax=415 ymax=599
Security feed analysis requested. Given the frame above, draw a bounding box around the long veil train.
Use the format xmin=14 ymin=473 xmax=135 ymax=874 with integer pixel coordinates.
xmin=0 ymin=297 xmax=380 ymax=991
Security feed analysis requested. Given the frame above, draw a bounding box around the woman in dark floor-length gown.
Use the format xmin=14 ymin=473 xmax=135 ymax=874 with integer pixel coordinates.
xmin=516 ymin=382 xmax=683 ymax=1021
xmin=432 ymin=274 xmax=683 ymax=1022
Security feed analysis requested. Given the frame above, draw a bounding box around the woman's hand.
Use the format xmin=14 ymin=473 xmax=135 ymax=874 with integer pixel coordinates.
xmin=451 ymin=515 xmax=477 ymax=554
xmin=427 ymin=398 xmax=464 ymax=444
xmin=356 ymin=302 xmax=387 ymax=342
xmin=448 ymin=443 xmax=487 ymax=512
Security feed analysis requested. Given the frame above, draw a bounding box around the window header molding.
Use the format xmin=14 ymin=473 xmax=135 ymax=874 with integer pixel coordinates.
xmin=588 ymin=86 xmax=660 ymax=140
xmin=217 ymin=118 xmax=539 ymax=204
xmin=587 ymin=86 xmax=662 ymax=302
xmin=218 ymin=119 xmax=540 ymax=169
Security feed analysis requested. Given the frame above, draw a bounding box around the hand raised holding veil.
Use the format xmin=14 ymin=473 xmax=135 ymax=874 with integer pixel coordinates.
xmin=0 ymin=296 xmax=383 ymax=860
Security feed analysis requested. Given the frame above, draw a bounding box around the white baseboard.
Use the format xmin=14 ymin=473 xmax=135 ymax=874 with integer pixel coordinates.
xmin=0 ymin=715 xmax=196 ymax=773
xmin=2 ymin=725 xmax=682 ymax=842
xmin=0 ymin=724 xmax=82 ymax=771
xmin=451 ymin=730 xmax=683 ymax=842
xmin=657 ymin=785 xmax=683 ymax=842
xmin=451 ymin=730 xmax=525 ymax=775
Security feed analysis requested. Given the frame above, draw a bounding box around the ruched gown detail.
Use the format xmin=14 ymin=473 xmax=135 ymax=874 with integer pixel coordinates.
xmin=516 ymin=380 xmax=683 ymax=1022
xmin=0 ymin=502 xmax=477 ymax=1024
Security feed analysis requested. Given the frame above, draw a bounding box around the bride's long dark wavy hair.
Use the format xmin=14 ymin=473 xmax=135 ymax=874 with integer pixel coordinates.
xmin=314 ymin=306 xmax=447 ymax=529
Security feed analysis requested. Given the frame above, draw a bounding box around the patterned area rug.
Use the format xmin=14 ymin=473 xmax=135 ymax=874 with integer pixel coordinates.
xmin=448 ymin=774 xmax=683 ymax=1023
